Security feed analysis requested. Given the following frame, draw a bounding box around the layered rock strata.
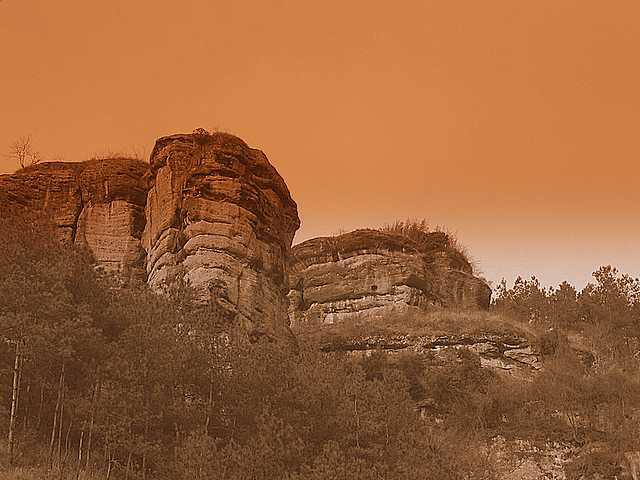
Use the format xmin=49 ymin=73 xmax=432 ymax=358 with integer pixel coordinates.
xmin=288 ymin=229 xmax=491 ymax=327
xmin=0 ymin=159 xmax=149 ymax=277
xmin=319 ymin=332 xmax=542 ymax=373
xmin=141 ymin=132 xmax=300 ymax=339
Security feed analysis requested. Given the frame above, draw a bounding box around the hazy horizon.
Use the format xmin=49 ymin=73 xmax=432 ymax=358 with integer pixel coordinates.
xmin=1 ymin=0 xmax=638 ymax=290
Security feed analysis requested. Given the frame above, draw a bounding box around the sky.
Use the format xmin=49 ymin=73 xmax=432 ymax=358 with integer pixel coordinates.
xmin=1 ymin=0 xmax=638 ymax=290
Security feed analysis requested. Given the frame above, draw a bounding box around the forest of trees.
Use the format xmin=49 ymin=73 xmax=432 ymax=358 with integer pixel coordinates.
xmin=1 ymin=210 xmax=639 ymax=479
xmin=493 ymin=268 xmax=640 ymax=366
xmin=0 ymin=212 xmax=496 ymax=479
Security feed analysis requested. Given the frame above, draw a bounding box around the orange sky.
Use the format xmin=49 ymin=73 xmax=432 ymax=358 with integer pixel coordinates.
xmin=1 ymin=0 xmax=638 ymax=289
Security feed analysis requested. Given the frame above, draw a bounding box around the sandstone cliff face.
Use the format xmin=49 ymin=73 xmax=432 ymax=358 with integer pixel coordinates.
xmin=288 ymin=229 xmax=491 ymax=328
xmin=142 ymin=132 xmax=300 ymax=339
xmin=0 ymin=162 xmax=85 ymax=242
xmin=0 ymin=132 xmax=301 ymax=341
xmin=74 ymin=159 xmax=149 ymax=276
xmin=1 ymin=134 xmax=492 ymax=344
xmin=0 ymin=159 xmax=149 ymax=276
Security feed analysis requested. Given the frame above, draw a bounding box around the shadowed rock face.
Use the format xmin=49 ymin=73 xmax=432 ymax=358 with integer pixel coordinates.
xmin=288 ymin=229 xmax=491 ymax=328
xmin=0 ymin=162 xmax=85 ymax=242
xmin=0 ymin=159 xmax=149 ymax=277
xmin=142 ymin=132 xmax=300 ymax=339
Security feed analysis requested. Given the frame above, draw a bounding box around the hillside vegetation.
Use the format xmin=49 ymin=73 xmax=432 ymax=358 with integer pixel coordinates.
xmin=1 ymin=211 xmax=639 ymax=479
xmin=0 ymin=212 xmax=494 ymax=479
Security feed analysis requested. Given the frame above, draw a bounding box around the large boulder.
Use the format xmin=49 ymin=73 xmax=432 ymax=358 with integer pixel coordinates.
xmin=0 ymin=159 xmax=149 ymax=277
xmin=142 ymin=131 xmax=300 ymax=340
xmin=288 ymin=229 xmax=491 ymax=328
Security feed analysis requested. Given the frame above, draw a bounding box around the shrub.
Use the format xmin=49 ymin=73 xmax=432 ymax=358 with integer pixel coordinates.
xmin=380 ymin=219 xmax=475 ymax=272
xmin=564 ymin=449 xmax=622 ymax=480
xmin=535 ymin=329 xmax=569 ymax=357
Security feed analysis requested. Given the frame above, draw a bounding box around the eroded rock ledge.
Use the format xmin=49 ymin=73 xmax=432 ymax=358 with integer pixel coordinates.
xmin=288 ymin=229 xmax=492 ymax=327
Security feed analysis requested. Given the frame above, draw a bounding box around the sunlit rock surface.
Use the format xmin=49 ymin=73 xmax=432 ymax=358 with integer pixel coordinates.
xmin=142 ymin=131 xmax=300 ymax=340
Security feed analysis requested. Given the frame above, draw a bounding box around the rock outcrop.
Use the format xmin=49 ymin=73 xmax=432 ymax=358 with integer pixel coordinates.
xmin=142 ymin=131 xmax=300 ymax=339
xmin=0 ymin=131 xmax=301 ymax=341
xmin=0 ymin=159 xmax=149 ymax=277
xmin=317 ymin=332 xmax=542 ymax=374
xmin=74 ymin=160 xmax=150 ymax=276
xmin=0 ymin=162 xmax=85 ymax=242
xmin=490 ymin=436 xmax=577 ymax=480
xmin=288 ymin=229 xmax=491 ymax=328
xmin=1 ymin=132 xmax=496 ymax=345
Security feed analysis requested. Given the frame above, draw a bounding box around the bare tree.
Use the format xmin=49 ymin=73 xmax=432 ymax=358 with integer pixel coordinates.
xmin=7 ymin=135 xmax=41 ymax=169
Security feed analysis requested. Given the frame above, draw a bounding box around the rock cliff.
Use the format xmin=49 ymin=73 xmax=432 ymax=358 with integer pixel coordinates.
xmin=288 ymin=229 xmax=491 ymax=328
xmin=0 ymin=132 xmax=300 ymax=340
xmin=1 ymin=132 xmax=496 ymax=344
xmin=0 ymin=159 xmax=149 ymax=277
xmin=141 ymin=131 xmax=300 ymax=339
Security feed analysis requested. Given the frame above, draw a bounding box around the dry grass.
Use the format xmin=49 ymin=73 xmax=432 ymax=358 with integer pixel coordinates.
xmin=0 ymin=468 xmax=55 ymax=480
xmin=88 ymin=147 xmax=146 ymax=162
xmin=0 ymin=439 xmax=102 ymax=480
xmin=299 ymin=308 xmax=540 ymax=344
xmin=382 ymin=309 xmax=540 ymax=338
xmin=0 ymin=468 xmax=102 ymax=480
xmin=379 ymin=219 xmax=478 ymax=273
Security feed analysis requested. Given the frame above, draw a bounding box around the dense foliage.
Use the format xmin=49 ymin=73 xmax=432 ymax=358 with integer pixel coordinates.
xmin=493 ymin=268 xmax=640 ymax=364
xmin=493 ymin=270 xmax=640 ymax=478
xmin=0 ymin=213 xmax=493 ymax=479
xmin=1 ymin=211 xmax=639 ymax=479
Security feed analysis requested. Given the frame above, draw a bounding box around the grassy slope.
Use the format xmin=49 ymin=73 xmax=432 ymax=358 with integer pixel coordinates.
xmin=296 ymin=308 xmax=541 ymax=345
xmin=0 ymin=439 xmax=101 ymax=480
